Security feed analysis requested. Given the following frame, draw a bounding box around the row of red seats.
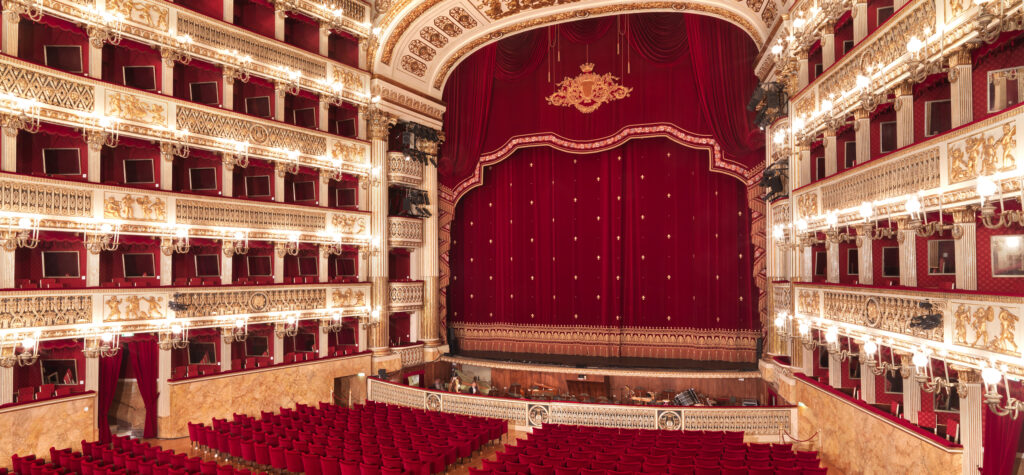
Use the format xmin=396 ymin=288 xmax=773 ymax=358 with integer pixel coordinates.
xmin=189 ymin=401 xmax=507 ymax=475
xmin=10 ymin=384 xmax=82 ymax=405
xmin=10 ymin=435 xmax=260 ymax=475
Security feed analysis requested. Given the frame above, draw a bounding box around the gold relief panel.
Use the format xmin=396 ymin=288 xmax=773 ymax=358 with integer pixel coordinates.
xmin=401 ymin=56 xmax=428 ymax=78
xmin=105 ymin=295 xmax=165 ymax=322
xmin=761 ymin=0 xmax=778 ymax=27
xmin=176 ymin=199 xmax=326 ymax=232
xmin=175 ymin=106 xmax=327 ymax=156
xmin=947 ymin=121 xmax=1017 ymax=184
xmin=822 ymin=291 xmax=944 ymax=341
xmin=332 ymin=212 xmax=369 ymax=236
xmin=103 ymin=193 xmax=168 ymax=222
xmin=172 ymin=288 xmax=326 ymax=319
xmin=106 ymin=0 xmax=170 ymax=31
xmin=409 ymin=40 xmax=436 ymax=61
xmin=796 ymin=193 xmax=818 ymax=219
xmin=331 ymin=288 xmax=367 ymax=308
xmin=0 ymin=177 xmax=92 ymax=217
xmin=0 ymin=61 xmax=95 ymax=111
xmin=951 ymin=303 xmax=1021 ymax=357
xmin=796 ymin=290 xmax=819 ymax=314
xmin=0 ymin=295 xmax=92 ymax=329
xmin=331 ymin=141 xmax=369 ymax=164
xmin=820 ymin=147 xmax=940 ymax=212
xmin=420 ymin=26 xmax=448 ymax=48
xmin=449 ymin=7 xmax=478 ymax=29
xmin=470 ymin=0 xmax=584 ymax=20
xmin=332 ymin=68 xmax=365 ymax=94
xmin=433 ymin=16 xmax=463 ymax=37
xmin=106 ymin=92 xmax=167 ymax=126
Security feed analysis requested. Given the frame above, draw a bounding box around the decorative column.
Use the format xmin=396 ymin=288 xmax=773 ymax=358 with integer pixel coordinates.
xmin=853 ymin=0 xmax=869 ymax=43
xmin=273 ymin=163 xmax=287 ymax=202
xmin=318 ymin=322 xmax=329 ymax=357
xmin=84 ymin=132 xmax=105 ymax=184
xmin=801 ymin=344 xmax=815 ymax=376
xmin=159 ymin=143 xmax=175 ymax=191
xmin=319 ymin=174 xmax=330 ymax=208
xmin=854 ymin=109 xmax=870 ymax=165
xmin=1 ymin=126 xmax=16 ymax=174
xmin=828 ymin=352 xmax=843 ymax=388
xmin=159 ymin=243 xmax=172 ymax=286
xmin=421 ymin=160 xmax=441 ymax=349
xmin=800 ymin=243 xmax=814 ymax=283
xmin=949 ymin=49 xmax=974 ymax=128
xmin=957 ymin=369 xmax=983 ymax=475
xmin=273 ymin=245 xmax=285 ymax=284
xmin=84 ymin=353 xmax=99 ymax=392
xmin=826 ymin=239 xmax=840 ymax=283
xmin=273 ymin=328 xmax=284 ymax=364
xmin=222 ymin=70 xmax=237 ymax=110
xmin=86 ymin=246 xmax=100 ymax=288
xmin=317 ymin=245 xmax=329 ymax=283
xmin=823 ymin=128 xmax=837 ymax=177
xmin=220 ymin=241 xmax=234 ymax=284
xmin=367 ymin=108 xmax=396 ymax=365
xmin=318 ymin=99 xmax=330 ymax=132
xmin=273 ymin=82 xmax=287 ymax=122
xmin=899 ymin=354 xmax=921 ymax=423
xmin=221 ymin=154 xmax=235 ymax=197
xmin=0 ymin=366 xmax=12 ymax=404
xmin=896 ymin=218 xmax=918 ymax=287
xmin=0 ymin=245 xmax=13 ymax=289
xmin=1 ymin=10 xmax=19 ymax=55
xmin=895 ymin=82 xmax=914 ymax=149
xmin=821 ymin=22 xmax=836 ymax=69
xmin=860 ymin=358 xmax=876 ymax=403
xmin=274 ymin=4 xmax=287 ymax=42
xmin=222 ymin=0 xmax=234 ymax=23
xmin=952 ymin=207 xmax=977 ymax=291
xmin=319 ymin=24 xmax=331 ymax=56
xmin=798 ymin=51 xmax=810 ymax=89
xmin=219 ymin=329 xmax=232 ymax=372
xmin=798 ymin=145 xmax=811 ymax=188
xmin=857 ymin=225 xmax=874 ymax=285
xmin=157 ymin=345 xmax=171 ymax=418
xmin=358 ymin=38 xmax=367 ymax=71
xmin=159 ymin=49 xmax=175 ymax=96
xmin=87 ymin=32 xmax=104 ymax=79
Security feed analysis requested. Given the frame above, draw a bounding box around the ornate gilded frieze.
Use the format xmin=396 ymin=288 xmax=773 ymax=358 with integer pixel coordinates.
xmin=0 ymin=295 xmax=92 ymax=329
xmin=820 ymin=147 xmax=940 ymax=212
xmin=105 ymin=295 xmax=166 ymax=322
xmin=401 ymin=56 xmax=428 ymax=77
xmin=176 ymin=199 xmax=326 ymax=232
xmin=332 ymin=212 xmax=370 ymax=236
xmin=175 ymin=107 xmax=328 ymax=157
xmin=0 ymin=178 xmax=92 ymax=217
xmin=107 ymin=0 xmax=170 ymax=31
xmin=470 ymin=0 xmax=584 ymax=20
xmin=331 ymin=287 xmax=368 ymax=308
xmin=951 ymin=303 xmax=1021 ymax=357
xmin=104 ymin=193 xmax=168 ymax=222
xmin=449 ymin=7 xmax=479 ymax=29
xmin=106 ymin=92 xmax=168 ymax=126
xmin=947 ymin=122 xmax=1017 ymax=184
xmin=821 ymin=290 xmax=943 ymax=341
xmin=172 ymin=288 xmax=326 ymax=319
xmin=796 ymin=193 xmax=818 ymax=219
xmin=0 ymin=62 xmax=94 ymax=111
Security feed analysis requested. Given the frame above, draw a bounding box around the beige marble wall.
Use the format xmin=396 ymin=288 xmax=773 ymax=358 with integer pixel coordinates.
xmin=159 ymin=354 xmax=371 ymax=438
xmin=0 ymin=394 xmax=96 ymax=468
xmin=112 ymin=380 xmax=146 ymax=432
xmin=778 ymin=375 xmax=962 ymax=475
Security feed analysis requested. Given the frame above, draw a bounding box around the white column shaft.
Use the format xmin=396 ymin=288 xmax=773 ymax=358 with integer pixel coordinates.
xmin=899 ymin=230 xmax=917 ymax=287
xmin=955 ymin=222 xmax=977 ymax=291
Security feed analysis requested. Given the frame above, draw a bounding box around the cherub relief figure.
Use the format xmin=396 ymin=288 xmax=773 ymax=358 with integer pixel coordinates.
xmin=953 ymin=304 xmax=971 ymax=344
xmin=971 ymin=306 xmax=995 ymax=347
xmin=992 ymin=307 xmax=1019 ymax=353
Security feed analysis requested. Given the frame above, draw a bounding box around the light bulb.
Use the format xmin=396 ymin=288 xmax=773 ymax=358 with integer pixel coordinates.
xmin=793 ymin=18 xmax=806 ymax=29
xmin=171 ymin=324 xmax=183 ymax=334
xmin=773 ymin=225 xmax=785 ymax=240
xmin=774 ymin=316 xmax=785 ymax=328
xmin=906 ymin=37 xmax=924 ymax=54
xmin=289 ymin=232 xmax=300 ymax=242
xmin=863 ymin=340 xmax=877 ymax=355
xmin=825 ymin=327 xmax=838 ymax=343
xmin=287 ymin=316 xmax=296 ymax=324
xmin=20 ymin=336 xmax=35 ymax=350
xmin=1006 ymin=236 xmax=1021 ymax=250
xmin=912 ymin=352 xmax=928 ymax=367
xmin=798 ymin=321 xmax=810 ymax=335
xmin=771 ymin=44 xmax=783 ymax=55
xmin=796 ymin=218 xmax=808 ymax=231
xmin=235 ymin=319 xmax=245 ymax=328
xmin=856 ymin=75 xmax=870 ymax=89
xmin=234 ymin=231 xmax=245 ymax=240
xmin=792 ymin=117 xmax=805 ymax=131
xmin=977 ymin=175 xmax=998 ymax=200
xmin=773 ymin=130 xmax=785 ymax=144
xmin=820 ymin=99 xmax=833 ymax=112
xmin=825 ymin=211 xmax=838 ymax=227
xmin=982 ymin=367 xmax=1002 ymax=385
xmin=100 ymin=223 xmax=113 ymax=233
xmin=905 ymin=195 xmax=922 ymax=215
xmin=859 ymin=201 xmax=874 ymax=220
xmin=175 ymin=227 xmax=188 ymax=238
xmin=17 ymin=217 xmax=32 ymax=229
xmin=101 ymin=332 xmax=113 ymax=343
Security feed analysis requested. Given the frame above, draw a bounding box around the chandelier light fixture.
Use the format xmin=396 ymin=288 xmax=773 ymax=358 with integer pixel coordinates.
xmin=0 ymin=332 xmax=40 ymax=368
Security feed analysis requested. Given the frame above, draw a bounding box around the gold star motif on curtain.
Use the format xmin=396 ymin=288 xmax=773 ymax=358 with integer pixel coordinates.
xmin=667 ymin=234 xmax=671 ymax=239
xmin=667 ymin=275 xmax=672 ymax=280
xmin=574 ymin=314 xmax=578 ymax=319
xmin=641 ymin=295 xmax=646 ymax=301
xmin=667 ymin=316 xmax=672 ymax=321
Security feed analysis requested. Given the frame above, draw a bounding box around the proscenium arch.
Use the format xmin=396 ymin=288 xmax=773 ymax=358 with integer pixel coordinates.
xmin=371 ymin=0 xmax=773 ymax=100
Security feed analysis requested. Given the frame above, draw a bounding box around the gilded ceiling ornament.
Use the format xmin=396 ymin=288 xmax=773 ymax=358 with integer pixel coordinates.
xmin=545 ymin=63 xmax=632 ymax=114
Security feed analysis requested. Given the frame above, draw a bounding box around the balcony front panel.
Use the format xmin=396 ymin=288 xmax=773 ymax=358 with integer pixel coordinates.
xmin=387 ymin=152 xmax=425 ymax=186
xmin=388 ymin=216 xmax=424 ymax=248
xmin=388 ymin=281 xmax=424 ymax=310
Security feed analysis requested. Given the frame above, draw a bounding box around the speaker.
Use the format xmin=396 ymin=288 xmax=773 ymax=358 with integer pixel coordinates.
xmin=377 ymin=369 xmax=387 ymax=379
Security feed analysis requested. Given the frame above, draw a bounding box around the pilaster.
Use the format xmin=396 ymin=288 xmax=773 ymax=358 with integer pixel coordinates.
xmin=220 ymin=241 xmax=234 ymax=284
xmin=84 ymin=354 xmax=99 ymax=392
xmin=273 ymin=332 xmax=284 ymax=363
xmin=86 ymin=249 xmax=100 ymax=287
xmin=860 ymin=358 xmax=875 ymax=403
xmin=85 ymin=133 xmax=104 ymax=184
xmin=853 ymin=0 xmax=869 ymax=43
xmin=222 ymin=0 xmax=234 ymax=23
xmin=319 ymin=25 xmax=331 ymax=56
xmin=798 ymin=51 xmax=810 ymax=89
xmin=1 ymin=126 xmax=16 ymax=173
xmin=273 ymin=251 xmax=284 ymax=284
xmin=157 ymin=346 xmax=171 ymax=417
xmin=0 ymin=247 xmax=13 ymax=289
xmin=899 ymin=354 xmax=921 ymax=423
xmin=367 ymin=108 xmax=396 ymax=357
xmin=949 ymin=49 xmax=974 ymax=128
xmin=821 ymin=23 xmax=835 ymax=69
xmin=857 ymin=225 xmax=874 ymax=285
xmin=957 ymin=369 xmax=983 ymax=475
xmin=801 ymin=344 xmax=815 ymax=376
xmin=2 ymin=10 xmax=19 ymax=56
xmin=826 ymin=240 xmax=840 ymax=283
xmin=895 ymin=82 xmax=915 ymax=149
xmin=828 ymin=352 xmax=842 ymax=388
xmin=159 ymin=49 xmax=175 ymax=95
xmin=896 ymin=218 xmax=917 ymax=287
xmin=221 ymin=154 xmax=235 ymax=197
xmin=798 ymin=145 xmax=811 ymax=188
xmin=823 ymin=129 xmax=837 ymax=177
xmin=318 ymin=99 xmax=330 ymax=132
xmin=0 ymin=366 xmax=12 ymax=404
xmin=318 ymin=245 xmax=329 ymax=283
xmin=159 ymin=251 xmax=172 ymax=286
xmin=220 ymin=330 xmax=232 ymax=372
xmin=273 ymin=163 xmax=287 ymax=203
xmin=222 ymin=70 xmax=236 ymax=110
xmin=274 ymin=5 xmax=287 ymax=42
xmin=273 ymin=82 xmax=287 ymax=122
xmin=421 ymin=160 xmax=441 ymax=347
xmin=87 ymin=32 xmax=104 ymax=79
xmin=854 ymin=109 xmax=870 ymax=165
xmin=159 ymin=144 xmax=174 ymax=191
xmin=952 ymin=207 xmax=977 ymax=291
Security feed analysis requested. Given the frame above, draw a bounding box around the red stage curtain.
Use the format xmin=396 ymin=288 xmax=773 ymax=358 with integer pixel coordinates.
xmin=438 ymin=45 xmax=495 ymax=190
xmin=983 ymin=395 xmax=1024 ymax=474
xmin=449 ymin=137 xmax=755 ymax=332
xmin=97 ymin=352 xmax=123 ymax=443
xmin=127 ymin=340 xmax=159 ymax=437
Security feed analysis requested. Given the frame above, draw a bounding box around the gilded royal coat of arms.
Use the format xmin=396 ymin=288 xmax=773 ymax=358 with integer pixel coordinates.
xmin=546 ymin=63 xmax=633 ymax=113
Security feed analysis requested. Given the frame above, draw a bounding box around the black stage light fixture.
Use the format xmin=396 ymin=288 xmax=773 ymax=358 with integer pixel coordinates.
xmin=909 ymin=301 xmax=943 ymax=330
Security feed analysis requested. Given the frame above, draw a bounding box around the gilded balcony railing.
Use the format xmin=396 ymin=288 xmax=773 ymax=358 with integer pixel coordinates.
xmin=388 ymin=281 xmax=424 ymax=309
xmin=388 ymin=217 xmax=424 ymax=247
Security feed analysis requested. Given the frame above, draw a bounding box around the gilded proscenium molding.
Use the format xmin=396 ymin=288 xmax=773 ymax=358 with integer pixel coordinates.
xmin=788 ymin=105 xmax=1024 ymax=233
xmin=372 ymin=80 xmax=446 ymax=124
xmin=450 ymin=323 xmax=760 ymax=362
xmin=0 ymin=283 xmax=372 ymax=340
xmin=0 ymin=54 xmax=370 ymax=176
xmin=389 ymin=281 xmax=425 ymax=310
xmin=783 ymin=282 xmax=1024 ymax=379
xmin=367 ymin=378 xmax=796 ymax=436
xmin=0 ymin=173 xmax=371 ymax=242
xmin=388 ymin=217 xmax=425 ymax=247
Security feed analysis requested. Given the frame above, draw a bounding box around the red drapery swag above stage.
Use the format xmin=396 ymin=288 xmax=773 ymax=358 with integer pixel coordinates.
xmin=439 ymin=13 xmax=764 ymax=360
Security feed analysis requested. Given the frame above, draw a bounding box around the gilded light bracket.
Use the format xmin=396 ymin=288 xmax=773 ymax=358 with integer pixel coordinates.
xmin=0 ymin=332 xmax=40 ymax=368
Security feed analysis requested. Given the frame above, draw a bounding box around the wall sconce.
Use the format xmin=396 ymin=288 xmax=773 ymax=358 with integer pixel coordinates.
xmin=223 ymin=318 xmax=248 ymax=343
xmin=321 ymin=234 xmax=346 ymax=257
xmin=222 ymin=53 xmax=254 ymax=84
xmin=797 ymin=320 xmax=818 ymax=350
xmin=277 ymin=68 xmax=302 ymax=96
xmin=0 ymin=93 xmax=41 ymax=134
xmin=84 ymin=330 xmax=121 ymax=358
xmin=825 ymin=329 xmax=855 ymax=362
xmin=320 ymin=3 xmax=347 ymax=31
xmin=275 ymin=149 xmax=301 ymax=176
xmin=359 ymin=237 xmax=381 ymax=259
xmin=276 ymin=232 xmax=301 ymax=257
xmin=0 ymin=332 xmax=40 ymax=367
xmin=275 ymin=315 xmax=299 ymax=338
xmin=359 ymin=307 xmax=381 ymax=330
xmin=161 ymin=35 xmax=194 ymax=66
xmin=774 ymin=311 xmax=793 ymax=340
xmin=364 ymin=166 xmax=382 ymax=189
xmin=972 ymin=0 xmax=1018 ymax=45
xmin=86 ymin=223 xmax=121 ymax=254
xmin=84 ymin=6 xmax=126 ymax=48
xmin=5 ymin=0 xmax=43 ymax=21
xmin=978 ymin=176 xmax=1024 ymax=228
xmin=913 ymin=351 xmax=957 ymax=394
xmin=84 ymin=115 xmax=120 ymax=149
xmin=983 ymin=365 xmax=1024 ymax=419
xmin=825 ymin=212 xmax=856 ymax=243
xmin=322 ymin=313 xmax=346 ymax=333
xmin=222 ymin=141 xmax=250 ymax=171
xmin=223 ymin=230 xmax=250 ymax=257
xmin=158 ymin=322 xmax=189 ymax=350
xmin=905 ymin=33 xmax=942 ymax=83
xmin=161 ymin=227 xmax=190 ymax=255
xmin=1 ymin=216 xmax=40 ymax=251
xmin=165 ymin=128 xmax=191 ymax=159
xmin=319 ymin=80 xmax=347 ymax=107
xmin=863 ymin=341 xmax=901 ymax=376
